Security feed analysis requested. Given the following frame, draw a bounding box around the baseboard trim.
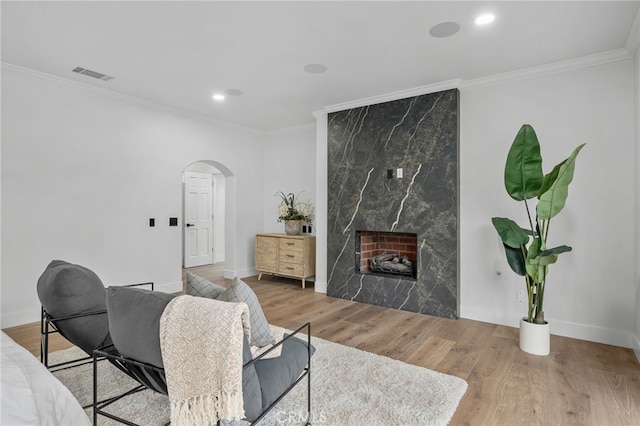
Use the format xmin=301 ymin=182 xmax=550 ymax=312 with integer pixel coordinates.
xmin=314 ymin=280 xmax=327 ymax=294
xmin=550 ymin=319 xmax=633 ymax=349
xmin=461 ymin=306 xmax=634 ymax=349
xmin=224 ymin=268 xmax=257 ymax=280
xmin=1 ymin=308 xmax=36 ymax=329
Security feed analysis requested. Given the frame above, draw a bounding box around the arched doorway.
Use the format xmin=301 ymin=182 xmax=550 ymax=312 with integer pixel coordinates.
xmin=182 ymin=160 xmax=236 ymax=279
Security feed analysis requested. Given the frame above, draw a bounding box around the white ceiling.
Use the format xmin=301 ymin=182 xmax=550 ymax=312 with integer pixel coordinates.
xmin=2 ymin=1 xmax=639 ymax=131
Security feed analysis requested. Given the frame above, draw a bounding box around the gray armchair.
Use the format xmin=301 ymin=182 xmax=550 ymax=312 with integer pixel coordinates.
xmin=96 ymin=285 xmax=314 ymax=425
xmin=37 ymin=260 xmax=313 ymax=425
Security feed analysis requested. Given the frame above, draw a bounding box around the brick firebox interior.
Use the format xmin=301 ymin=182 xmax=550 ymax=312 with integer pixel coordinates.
xmin=357 ymin=231 xmax=417 ymax=274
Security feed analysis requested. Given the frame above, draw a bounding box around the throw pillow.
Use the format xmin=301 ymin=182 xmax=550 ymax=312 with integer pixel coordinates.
xmin=217 ymin=277 xmax=275 ymax=347
xmin=106 ymin=286 xmax=175 ymax=368
xmin=185 ymin=272 xmax=226 ymax=299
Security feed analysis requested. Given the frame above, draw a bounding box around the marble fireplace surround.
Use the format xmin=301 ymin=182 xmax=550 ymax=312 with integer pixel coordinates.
xmin=326 ymin=88 xmax=459 ymax=319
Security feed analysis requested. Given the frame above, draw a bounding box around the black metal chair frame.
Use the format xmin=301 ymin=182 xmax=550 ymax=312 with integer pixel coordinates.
xmin=93 ymin=322 xmax=312 ymax=426
xmin=40 ymin=282 xmax=154 ymax=372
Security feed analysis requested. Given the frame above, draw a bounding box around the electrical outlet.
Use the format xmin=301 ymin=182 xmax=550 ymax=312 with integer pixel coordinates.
xmin=517 ymin=290 xmax=526 ymax=303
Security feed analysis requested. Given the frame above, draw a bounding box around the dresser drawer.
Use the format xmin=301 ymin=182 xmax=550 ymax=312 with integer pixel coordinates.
xmin=278 ymin=261 xmax=304 ymax=276
xmin=278 ymin=249 xmax=303 ymax=263
xmin=278 ymin=238 xmax=304 ymax=253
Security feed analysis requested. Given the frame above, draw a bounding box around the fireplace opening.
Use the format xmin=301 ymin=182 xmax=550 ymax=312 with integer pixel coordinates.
xmin=355 ymin=230 xmax=418 ymax=280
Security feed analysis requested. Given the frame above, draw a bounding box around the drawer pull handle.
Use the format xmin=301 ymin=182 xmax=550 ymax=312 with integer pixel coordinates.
xmin=287 ymin=243 xmax=294 ymax=246
xmin=287 ymin=255 xmax=294 ymax=258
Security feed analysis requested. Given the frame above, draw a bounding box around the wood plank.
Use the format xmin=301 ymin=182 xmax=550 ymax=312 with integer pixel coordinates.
xmin=436 ymin=320 xmax=496 ymax=380
xmin=403 ymin=335 xmax=456 ymax=370
xmin=491 ymin=351 xmax=547 ymax=425
xmin=449 ymin=333 xmax=517 ymax=425
xmin=3 ymin=323 xmax=72 ymax=357
xmin=542 ymin=334 xmax=591 ymax=425
xmin=313 ymin=320 xmax=373 ymax=348
xmin=586 ymin=366 xmax=640 ymax=425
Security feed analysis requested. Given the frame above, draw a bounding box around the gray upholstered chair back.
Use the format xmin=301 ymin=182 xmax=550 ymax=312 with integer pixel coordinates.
xmin=37 ymin=260 xmax=111 ymax=355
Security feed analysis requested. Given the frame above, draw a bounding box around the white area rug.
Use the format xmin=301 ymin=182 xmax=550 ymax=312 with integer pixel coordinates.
xmin=51 ymin=334 xmax=467 ymax=425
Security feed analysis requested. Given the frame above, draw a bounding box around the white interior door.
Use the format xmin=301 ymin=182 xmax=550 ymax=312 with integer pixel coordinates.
xmin=184 ymin=171 xmax=213 ymax=267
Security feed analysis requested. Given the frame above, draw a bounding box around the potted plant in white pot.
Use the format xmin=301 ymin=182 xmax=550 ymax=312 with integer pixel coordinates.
xmin=491 ymin=124 xmax=585 ymax=356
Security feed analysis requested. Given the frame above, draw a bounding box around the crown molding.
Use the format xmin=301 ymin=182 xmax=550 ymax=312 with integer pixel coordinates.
xmin=1 ymin=62 xmax=266 ymax=134
xmin=321 ymin=49 xmax=632 ymax=114
xmin=323 ymin=79 xmax=462 ymax=113
xmin=2 ymin=61 xmax=144 ymax=104
xmin=461 ymin=49 xmax=632 ymax=90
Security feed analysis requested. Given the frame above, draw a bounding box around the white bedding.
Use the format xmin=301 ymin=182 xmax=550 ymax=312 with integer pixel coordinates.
xmin=1 ymin=331 xmax=90 ymax=426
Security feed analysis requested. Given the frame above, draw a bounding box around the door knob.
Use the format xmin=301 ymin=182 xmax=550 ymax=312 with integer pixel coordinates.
xmin=186 ymin=223 xmax=194 ymax=227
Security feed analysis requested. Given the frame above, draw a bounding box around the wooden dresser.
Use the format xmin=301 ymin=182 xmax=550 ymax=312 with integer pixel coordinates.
xmin=255 ymin=233 xmax=316 ymax=288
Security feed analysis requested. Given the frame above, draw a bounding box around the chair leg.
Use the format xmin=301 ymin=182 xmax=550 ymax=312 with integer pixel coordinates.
xmin=93 ymin=352 xmax=98 ymax=426
xmin=40 ymin=306 xmax=51 ymax=367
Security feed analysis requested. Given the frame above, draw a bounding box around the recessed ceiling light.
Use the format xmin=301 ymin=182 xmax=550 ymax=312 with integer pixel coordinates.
xmin=475 ymin=13 xmax=495 ymax=25
xmin=304 ymin=64 xmax=328 ymax=74
xmin=429 ymin=22 xmax=461 ymax=38
xmin=212 ymin=93 xmax=225 ymax=102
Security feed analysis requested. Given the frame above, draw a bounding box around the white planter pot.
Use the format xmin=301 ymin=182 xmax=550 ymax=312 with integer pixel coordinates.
xmin=519 ymin=318 xmax=550 ymax=356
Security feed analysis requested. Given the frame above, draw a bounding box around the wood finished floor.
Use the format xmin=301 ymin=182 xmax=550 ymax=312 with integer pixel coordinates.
xmin=4 ymin=263 xmax=640 ymax=425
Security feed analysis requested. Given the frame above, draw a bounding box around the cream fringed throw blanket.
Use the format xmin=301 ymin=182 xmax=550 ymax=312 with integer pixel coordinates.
xmin=159 ymin=295 xmax=251 ymax=426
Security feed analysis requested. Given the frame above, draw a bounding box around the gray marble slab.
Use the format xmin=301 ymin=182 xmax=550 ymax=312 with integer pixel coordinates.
xmin=326 ymin=89 xmax=459 ymax=319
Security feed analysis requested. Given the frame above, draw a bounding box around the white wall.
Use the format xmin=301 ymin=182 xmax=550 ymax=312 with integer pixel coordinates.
xmin=262 ymin=124 xmax=316 ymax=234
xmin=1 ymin=65 xmax=265 ymax=327
xmin=460 ymin=59 xmax=636 ymax=348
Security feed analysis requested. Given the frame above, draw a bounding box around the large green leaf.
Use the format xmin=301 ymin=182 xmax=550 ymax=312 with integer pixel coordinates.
xmin=491 ymin=217 xmax=528 ymax=248
xmin=538 ymin=245 xmax=572 ymax=258
xmin=537 ymin=143 xmax=586 ymax=220
xmin=503 ymin=243 xmax=526 ymax=276
xmin=504 ymin=124 xmax=543 ymax=201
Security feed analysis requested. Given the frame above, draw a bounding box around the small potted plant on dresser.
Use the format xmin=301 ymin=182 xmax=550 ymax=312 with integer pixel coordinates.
xmin=491 ymin=124 xmax=585 ymax=356
xmin=276 ymin=191 xmax=313 ymax=235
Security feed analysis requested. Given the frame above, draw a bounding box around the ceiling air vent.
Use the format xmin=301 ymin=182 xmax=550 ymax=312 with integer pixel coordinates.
xmin=72 ymin=67 xmax=114 ymax=81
